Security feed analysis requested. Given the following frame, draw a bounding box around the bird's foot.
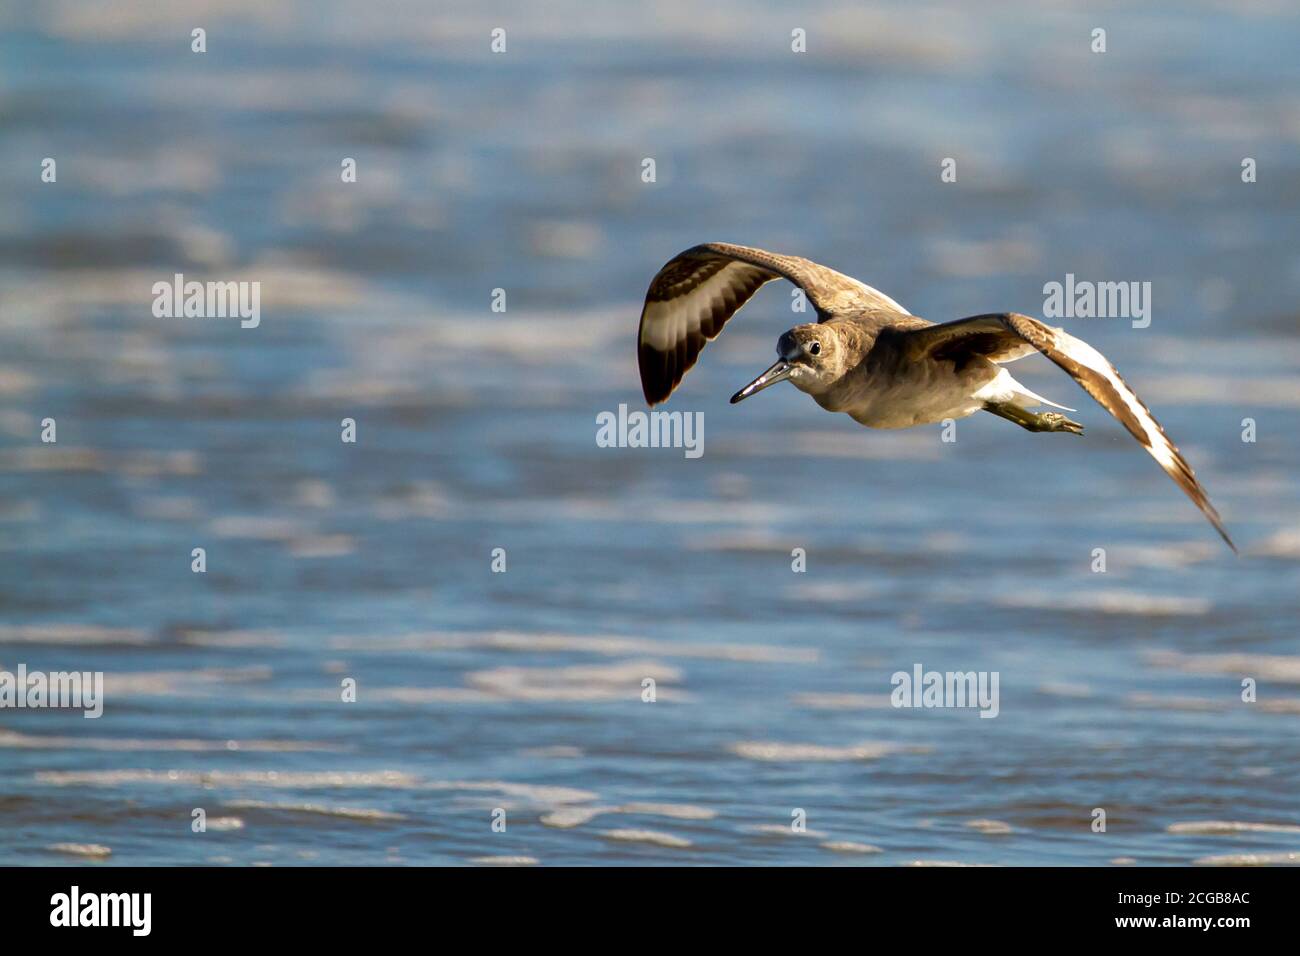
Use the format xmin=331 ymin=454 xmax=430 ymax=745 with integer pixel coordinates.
xmin=1036 ymin=412 xmax=1085 ymax=435
xmin=983 ymin=402 xmax=1084 ymax=435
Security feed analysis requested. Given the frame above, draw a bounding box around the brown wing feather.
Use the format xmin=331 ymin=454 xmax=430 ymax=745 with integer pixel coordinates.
xmin=637 ymin=242 xmax=906 ymax=405
xmin=901 ymin=312 xmax=1236 ymax=552
xmin=899 ymin=314 xmax=1038 ymax=364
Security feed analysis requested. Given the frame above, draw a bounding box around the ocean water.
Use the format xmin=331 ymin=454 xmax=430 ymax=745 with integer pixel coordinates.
xmin=1 ymin=0 xmax=1299 ymax=866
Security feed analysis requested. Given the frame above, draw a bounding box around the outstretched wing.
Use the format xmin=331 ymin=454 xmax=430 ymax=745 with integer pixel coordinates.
xmin=898 ymin=312 xmax=1236 ymax=552
xmin=637 ymin=242 xmax=907 ymax=405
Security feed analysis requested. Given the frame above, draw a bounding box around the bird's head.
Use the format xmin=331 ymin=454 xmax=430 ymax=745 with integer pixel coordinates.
xmin=730 ymin=324 xmax=843 ymax=403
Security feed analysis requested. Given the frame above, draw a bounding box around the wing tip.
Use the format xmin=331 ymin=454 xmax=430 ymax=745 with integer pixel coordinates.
xmin=1187 ymin=482 xmax=1236 ymax=554
xmin=639 ymin=376 xmax=669 ymax=407
xmin=1213 ymin=519 xmax=1239 ymax=555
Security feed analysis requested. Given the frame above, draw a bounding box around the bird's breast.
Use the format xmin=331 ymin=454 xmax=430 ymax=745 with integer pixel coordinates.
xmin=828 ymin=360 xmax=995 ymax=429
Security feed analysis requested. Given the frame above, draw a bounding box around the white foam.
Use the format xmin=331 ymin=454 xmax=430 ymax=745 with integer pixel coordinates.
xmin=965 ymin=819 xmax=1014 ymax=835
xmin=225 ymin=799 xmax=405 ymax=821
xmin=1193 ymin=852 xmax=1300 ymax=866
xmin=1169 ymin=820 xmax=1300 ymax=835
xmin=744 ymin=824 xmax=827 ymax=838
xmin=1147 ymin=650 xmax=1300 ymax=682
xmin=996 ymin=590 xmax=1210 ymax=617
xmin=821 ymin=841 xmax=883 ymax=854
xmin=47 ymin=843 xmax=111 ymax=858
xmin=600 ymin=829 xmax=691 ymax=849
xmin=730 ymin=740 xmax=926 ymax=762
xmin=469 ymin=856 xmax=539 ymax=866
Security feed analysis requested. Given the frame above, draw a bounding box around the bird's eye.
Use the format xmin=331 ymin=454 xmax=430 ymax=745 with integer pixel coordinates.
xmin=809 ymin=341 xmax=821 ymax=355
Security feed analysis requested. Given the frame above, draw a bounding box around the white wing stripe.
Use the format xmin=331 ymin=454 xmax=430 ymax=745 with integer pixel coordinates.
xmin=1051 ymin=329 xmax=1178 ymax=469
xmin=641 ymin=262 xmax=764 ymax=352
xmin=637 ymin=243 xmax=909 ymax=405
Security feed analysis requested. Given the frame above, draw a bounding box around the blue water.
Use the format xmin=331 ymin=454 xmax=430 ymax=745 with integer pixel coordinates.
xmin=1 ymin=1 xmax=1298 ymax=866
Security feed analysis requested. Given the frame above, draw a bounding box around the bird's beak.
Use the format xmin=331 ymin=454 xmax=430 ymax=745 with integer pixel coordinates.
xmin=730 ymin=359 xmax=793 ymax=404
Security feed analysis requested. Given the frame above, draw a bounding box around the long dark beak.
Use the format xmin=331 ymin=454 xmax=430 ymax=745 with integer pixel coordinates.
xmin=730 ymin=359 xmax=793 ymax=404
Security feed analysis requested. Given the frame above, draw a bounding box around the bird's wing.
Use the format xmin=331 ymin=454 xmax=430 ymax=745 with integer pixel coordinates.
xmin=637 ymin=242 xmax=907 ymax=405
xmin=897 ymin=312 xmax=1235 ymax=551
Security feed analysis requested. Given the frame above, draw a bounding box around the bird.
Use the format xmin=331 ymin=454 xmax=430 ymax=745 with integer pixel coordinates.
xmin=636 ymin=241 xmax=1235 ymax=552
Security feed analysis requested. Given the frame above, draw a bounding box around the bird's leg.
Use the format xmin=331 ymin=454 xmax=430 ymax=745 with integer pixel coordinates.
xmin=983 ymin=402 xmax=1084 ymax=435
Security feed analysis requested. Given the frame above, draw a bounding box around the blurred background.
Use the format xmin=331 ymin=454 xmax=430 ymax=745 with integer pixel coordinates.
xmin=1 ymin=0 xmax=1298 ymax=865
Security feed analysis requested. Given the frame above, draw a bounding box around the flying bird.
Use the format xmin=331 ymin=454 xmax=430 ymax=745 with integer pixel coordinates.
xmin=636 ymin=242 xmax=1235 ymax=551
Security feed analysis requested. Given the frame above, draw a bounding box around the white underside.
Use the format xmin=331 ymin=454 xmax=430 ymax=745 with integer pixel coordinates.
xmin=972 ymin=367 xmax=1075 ymax=413
xmin=843 ymin=365 xmax=1074 ymax=428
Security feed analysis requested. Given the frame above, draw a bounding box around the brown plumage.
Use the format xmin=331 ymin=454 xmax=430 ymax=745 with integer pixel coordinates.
xmin=637 ymin=242 xmax=908 ymax=405
xmin=636 ymin=242 xmax=1235 ymax=551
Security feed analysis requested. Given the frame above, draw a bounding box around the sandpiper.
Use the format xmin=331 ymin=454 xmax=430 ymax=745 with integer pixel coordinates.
xmin=636 ymin=242 xmax=1235 ymax=551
